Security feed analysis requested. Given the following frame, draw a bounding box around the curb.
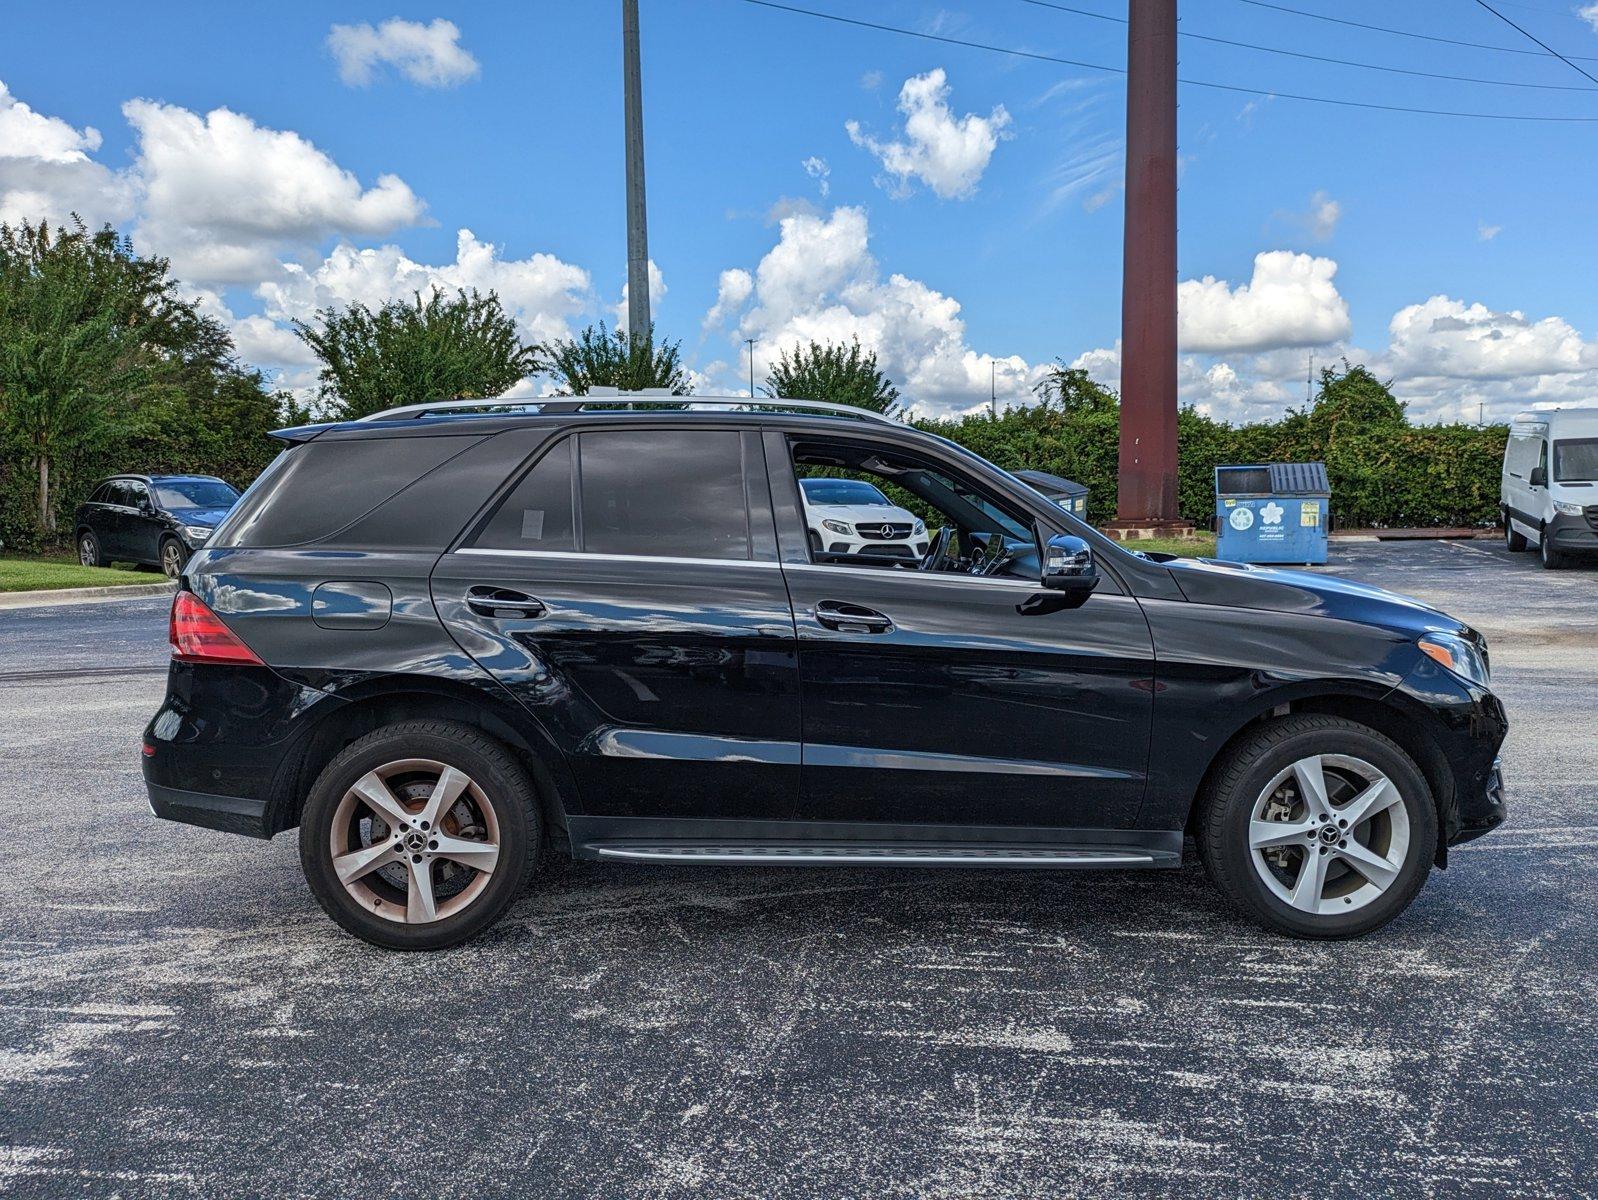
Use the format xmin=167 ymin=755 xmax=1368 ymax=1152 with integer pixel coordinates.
xmin=0 ymin=580 xmax=177 ymax=610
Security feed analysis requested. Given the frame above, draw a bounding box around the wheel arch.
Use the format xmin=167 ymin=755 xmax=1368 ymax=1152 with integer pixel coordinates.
xmin=1180 ymin=684 xmax=1455 ymax=868
xmin=263 ymin=677 xmax=576 ymax=851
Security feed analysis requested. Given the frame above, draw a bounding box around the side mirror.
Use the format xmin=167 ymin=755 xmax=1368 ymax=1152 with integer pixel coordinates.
xmin=1529 ymin=466 xmax=1547 ymax=488
xmin=1041 ymin=534 xmax=1099 ymax=596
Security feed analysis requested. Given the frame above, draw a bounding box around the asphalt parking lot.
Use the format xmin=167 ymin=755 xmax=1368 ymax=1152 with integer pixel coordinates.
xmin=0 ymin=540 xmax=1593 ymax=1198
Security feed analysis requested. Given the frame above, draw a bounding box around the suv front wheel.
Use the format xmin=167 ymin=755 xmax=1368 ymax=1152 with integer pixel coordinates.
xmin=1196 ymin=715 xmax=1437 ymax=939
xmin=299 ymin=720 xmax=541 ymax=949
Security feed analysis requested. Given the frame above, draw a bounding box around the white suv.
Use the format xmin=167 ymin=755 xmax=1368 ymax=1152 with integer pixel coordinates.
xmin=800 ymin=477 xmax=928 ymax=560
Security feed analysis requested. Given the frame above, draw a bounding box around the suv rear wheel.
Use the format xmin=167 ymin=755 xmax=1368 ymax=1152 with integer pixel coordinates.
xmin=299 ymin=720 xmax=540 ymax=949
xmin=78 ymin=530 xmax=106 ymax=567
xmin=1196 ymin=715 xmax=1437 ymax=939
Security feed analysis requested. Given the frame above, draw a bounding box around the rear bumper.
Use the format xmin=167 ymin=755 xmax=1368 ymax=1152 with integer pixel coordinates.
xmin=145 ymin=781 xmax=271 ymax=839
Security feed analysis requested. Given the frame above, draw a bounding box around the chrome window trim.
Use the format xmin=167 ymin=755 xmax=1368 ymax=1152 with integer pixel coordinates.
xmin=781 ymin=561 xmax=1052 ymax=592
xmin=454 ymin=547 xmax=784 ymax=569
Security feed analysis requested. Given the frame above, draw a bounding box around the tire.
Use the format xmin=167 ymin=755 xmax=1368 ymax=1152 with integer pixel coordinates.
xmin=1539 ymin=529 xmax=1569 ymax=570
xmin=77 ymin=529 xmax=106 ymax=568
xmin=159 ymin=536 xmax=189 ymax=579
xmin=299 ymin=720 xmax=541 ymax=950
xmin=1504 ymin=519 xmax=1527 ymax=552
xmin=1195 ymin=715 xmax=1437 ymax=939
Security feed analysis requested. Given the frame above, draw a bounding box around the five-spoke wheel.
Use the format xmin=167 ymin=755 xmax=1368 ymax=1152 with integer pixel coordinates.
xmin=300 ymin=721 xmax=540 ymax=949
xmin=1198 ymin=715 xmax=1437 ymax=938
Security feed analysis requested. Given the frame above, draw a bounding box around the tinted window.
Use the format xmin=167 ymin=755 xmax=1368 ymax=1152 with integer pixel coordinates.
xmin=218 ymin=434 xmax=482 ymax=548
xmin=470 ymin=439 xmax=576 ymax=551
xmin=88 ymin=483 xmax=112 ymax=504
xmin=125 ymin=481 xmax=151 ymax=509
xmin=801 ymin=478 xmax=891 ymax=506
xmin=105 ymin=482 xmax=132 ymax=507
xmin=1554 ymin=438 xmax=1598 ymax=483
xmin=154 ymin=480 xmax=240 ymax=509
xmin=581 ymin=430 xmax=749 ymax=559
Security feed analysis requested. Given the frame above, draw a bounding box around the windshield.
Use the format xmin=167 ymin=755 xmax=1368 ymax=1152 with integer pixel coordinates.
xmin=154 ymin=479 xmax=240 ymax=509
xmin=1554 ymin=437 xmax=1598 ymax=482
xmin=801 ymin=478 xmax=891 ymax=506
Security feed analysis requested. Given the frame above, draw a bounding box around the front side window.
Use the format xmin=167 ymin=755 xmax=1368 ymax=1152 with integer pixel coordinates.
xmin=1554 ymin=437 xmax=1598 ymax=483
xmin=471 ymin=429 xmax=753 ymax=561
xmin=125 ymin=481 xmax=151 ymax=510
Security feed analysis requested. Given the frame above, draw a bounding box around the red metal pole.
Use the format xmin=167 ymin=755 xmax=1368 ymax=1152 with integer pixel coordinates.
xmin=1118 ymin=0 xmax=1179 ymax=525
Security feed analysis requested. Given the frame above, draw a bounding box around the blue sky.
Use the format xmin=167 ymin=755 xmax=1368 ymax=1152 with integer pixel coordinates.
xmin=3 ymin=0 xmax=1596 ymax=422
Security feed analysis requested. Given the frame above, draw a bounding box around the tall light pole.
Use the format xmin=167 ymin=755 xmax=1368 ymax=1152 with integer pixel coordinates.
xmin=1117 ymin=0 xmax=1179 ymax=527
xmin=746 ymin=338 xmax=757 ymax=398
xmin=623 ymin=0 xmax=651 ymax=345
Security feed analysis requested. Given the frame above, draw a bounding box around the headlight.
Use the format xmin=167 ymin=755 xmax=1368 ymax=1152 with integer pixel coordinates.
xmin=821 ymin=519 xmax=853 ymax=535
xmin=913 ymin=519 xmax=926 ymax=536
xmin=184 ymin=525 xmax=211 ymax=541
xmin=1553 ymin=500 xmax=1585 ymax=516
xmin=1419 ymin=632 xmax=1489 ymax=687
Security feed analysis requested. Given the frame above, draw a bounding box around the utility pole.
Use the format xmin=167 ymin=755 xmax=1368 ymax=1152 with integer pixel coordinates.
xmin=1307 ymin=351 xmax=1315 ymax=405
xmin=623 ymin=0 xmax=651 ymax=345
xmin=746 ymin=338 xmax=757 ymax=398
xmin=1116 ymin=0 xmax=1179 ymax=528
xmin=990 ymin=360 xmax=997 ymax=417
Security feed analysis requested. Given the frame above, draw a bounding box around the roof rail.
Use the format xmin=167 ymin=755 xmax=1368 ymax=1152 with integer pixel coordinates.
xmin=354 ymin=393 xmax=901 ymax=426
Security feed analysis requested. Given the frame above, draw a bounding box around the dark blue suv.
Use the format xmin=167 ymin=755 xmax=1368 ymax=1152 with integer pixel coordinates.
xmin=141 ymin=397 xmax=1508 ymax=950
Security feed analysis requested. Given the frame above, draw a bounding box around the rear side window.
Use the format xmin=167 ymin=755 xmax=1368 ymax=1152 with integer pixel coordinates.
xmin=217 ymin=434 xmax=480 ymax=548
xmin=88 ymin=483 xmax=112 ymax=504
xmin=470 ymin=429 xmax=753 ymax=560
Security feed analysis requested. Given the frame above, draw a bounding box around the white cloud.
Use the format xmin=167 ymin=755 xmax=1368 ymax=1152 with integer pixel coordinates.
xmin=703 ymin=205 xmax=1035 ymax=413
xmin=1384 ymin=296 xmax=1597 ymax=382
xmin=1178 ymin=251 xmax=1352 ymax=354
xmin=0 ymin=80 xmax=135 ymax=227
xmin=1303 ymin=190 xmax=1341 ymax=241
xmin=802 ymin=155 xmax=830 ymax=197
xmin=1477 ymin=221 xmax=1502 ymax=242
xmin=123 ymin=98 xmax=426 ymax=284
xmin=613 ymin=259 xmax=667 ymax=334
xmin=1580 ymin=4 xmax=1598 ymax=33
xmin=327 ymin=18 xmax=479 ymax=88
xmin=258 ymin=229 xmax=589 ymax=352
xmin=860 ymin=70 xmax=884 ymax=90
xmin=846 ymin=69 xmax=1011 ymax=200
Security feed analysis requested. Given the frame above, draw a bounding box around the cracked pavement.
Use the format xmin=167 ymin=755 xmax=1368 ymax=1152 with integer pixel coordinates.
xmin=0 ymin=540 xmax=1593 ymax=1197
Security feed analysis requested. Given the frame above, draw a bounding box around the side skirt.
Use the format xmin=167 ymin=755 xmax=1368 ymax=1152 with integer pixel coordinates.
xmin=568 ymin=816 xmax=1182 ymax=869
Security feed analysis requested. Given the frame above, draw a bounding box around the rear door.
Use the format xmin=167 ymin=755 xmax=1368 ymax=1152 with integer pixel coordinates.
xmin=430 ymin=424 xmax=801 ymax=826
xmin=122 ymin=480 xmax=160 ymax=564
xmin=100 ymin=481 xmax=138 ymax=558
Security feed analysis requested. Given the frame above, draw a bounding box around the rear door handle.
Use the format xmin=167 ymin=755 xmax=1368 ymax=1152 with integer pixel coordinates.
xmin=814 ymin=600 xmax=893 ymax=633
xmin=466 ymin=586 xmax=547 ymax=619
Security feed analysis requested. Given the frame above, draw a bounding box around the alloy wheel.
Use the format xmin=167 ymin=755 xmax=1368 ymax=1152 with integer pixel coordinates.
xmin=1247 ymin=753 xmax=1410 ymax=916
xmin=79 ymin=536 xmax=96 ymax=567
xmin=328 ymin=758 xmax=501 ymax=925
xmin=161 ymin=541 xmax=184 ymax=578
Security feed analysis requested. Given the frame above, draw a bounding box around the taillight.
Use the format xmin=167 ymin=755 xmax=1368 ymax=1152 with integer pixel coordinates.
xmin=169 ymin=591 xmax=264 ymax=665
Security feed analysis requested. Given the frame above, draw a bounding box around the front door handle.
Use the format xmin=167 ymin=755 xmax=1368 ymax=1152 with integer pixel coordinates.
xmin=466 ymin=586 xmax=547 ymax=619
xmin=814 ymin=600 xmax=893 ymax=633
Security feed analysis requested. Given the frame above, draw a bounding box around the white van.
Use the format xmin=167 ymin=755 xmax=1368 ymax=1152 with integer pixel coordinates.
xmin=1502 ymin=408 xmax=1598 ymax=568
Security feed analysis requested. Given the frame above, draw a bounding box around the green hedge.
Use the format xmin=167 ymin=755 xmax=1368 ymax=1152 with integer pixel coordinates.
xmin=919 ymin=368 xmax=1508 ymax=530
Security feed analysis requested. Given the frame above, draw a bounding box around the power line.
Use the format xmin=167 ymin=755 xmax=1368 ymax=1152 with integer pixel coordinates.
xmin=1231 ymin=0 xmax=1598 ymax=64
xmin=1020 ymin=0 xmax=1598 ymax=92
xmin=731 ymin=0 xmax=1598 ymax=122
xmin=1471 ymin=0 xmax=1598 ymax=86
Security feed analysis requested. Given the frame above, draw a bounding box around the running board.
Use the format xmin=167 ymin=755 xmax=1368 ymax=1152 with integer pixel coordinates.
xmin=585 ymin=842 xmax=1176 ymax=868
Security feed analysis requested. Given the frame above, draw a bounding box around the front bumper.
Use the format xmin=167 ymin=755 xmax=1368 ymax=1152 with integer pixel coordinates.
xmin=822 ymin=536 xmax=929 ymax=558
xmin=1452 ymin=756 xmax=1507 ymax=846
xmin=1545 ymin=511 xmax=1598 ymax=553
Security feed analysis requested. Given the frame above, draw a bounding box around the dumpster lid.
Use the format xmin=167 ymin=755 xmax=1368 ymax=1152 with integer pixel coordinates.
xmin=1267 ymin=462 xmax=1329 ymax=495
xmin=1215 ymin=462 xmax=1329 ymax=496
xmin=1015 ymin=469 xmax=1088 ymax=499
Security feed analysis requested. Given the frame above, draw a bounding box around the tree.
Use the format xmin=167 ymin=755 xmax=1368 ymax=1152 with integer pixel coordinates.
xmin=764 ymin=338 xmax=899 ymax=414
xmin=294 ymin=288 xmax=541 ymax=419
xmin=542 ymin=322 xmax=691 ymax=395
xmin=1 ymin=217 xmax=293 ymax=546
xmin=1031 ymin=360 xmax=1119 ymax=414
xmin=1303 ymin=361 xmax=1407 ymax=433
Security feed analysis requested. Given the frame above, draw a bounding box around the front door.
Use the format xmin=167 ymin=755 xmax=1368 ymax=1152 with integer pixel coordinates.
xmin=431 ymin=425 xmax=800 ymax=825
xmin=770 ymin=433 xmax=1156 ymax=832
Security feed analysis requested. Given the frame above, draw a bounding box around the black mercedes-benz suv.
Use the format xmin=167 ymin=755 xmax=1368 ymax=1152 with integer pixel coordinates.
xmin=143 ymin=396 xmax=1508 ymax=949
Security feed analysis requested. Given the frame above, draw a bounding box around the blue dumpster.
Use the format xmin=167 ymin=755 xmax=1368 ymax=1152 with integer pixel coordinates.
xmin=1215 ymin=462 xmax=1330 ymax=564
